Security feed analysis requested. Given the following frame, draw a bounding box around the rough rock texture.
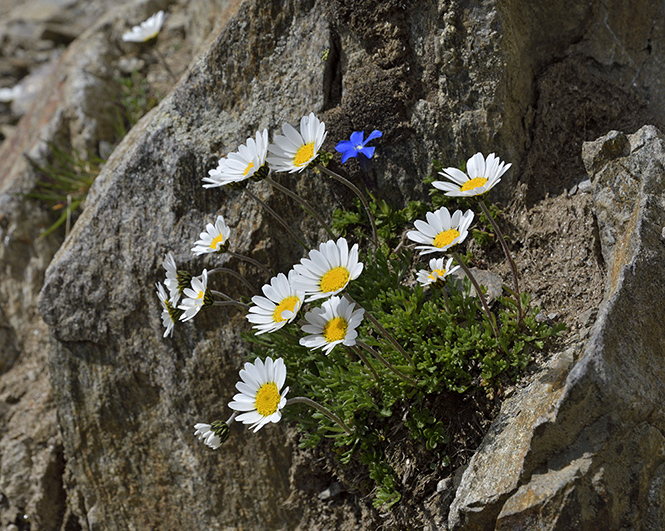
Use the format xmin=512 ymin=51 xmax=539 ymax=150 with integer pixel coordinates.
xmin=0 ymin=0 xmax=241 ymax=528
xmin=449 ymin=125 xmax=665 ymax=530
xmin=0 ymin=0 xmax=662 ymax=529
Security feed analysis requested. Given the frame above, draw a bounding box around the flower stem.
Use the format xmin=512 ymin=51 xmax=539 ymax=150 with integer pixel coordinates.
xmin=343 ymin=293 xmax=414 ymax=366
xmin=207 ymin=267 xmax=259 ymax=295
xmin=316 ymin=164 xmax=378 ymax=248
xmin=440 ymin=285 xmax=451 ymax=313
xmin=150 ymin=48 xmax=177 ymax=82
xmin=266 ymin=176 xmax=336 ymax=239
xmin=243 ymin=187 xmax=309 ymax=249
xmin=226 ymin=251 xmax=273 ymax=277
xmin=451 ymin=251 xmax=499 ymax=338
xmin=211 ymin=298 xmax=250 ymax=311
xmin=286 ymin=396 xmax=353 ymax=435
xmin=347 ymin=345 xmax=381 ymax=383
xmin=478 ymin=199 xmax=523 ymax=322
xmin=356 ymin=340 xmax=417 ymax=386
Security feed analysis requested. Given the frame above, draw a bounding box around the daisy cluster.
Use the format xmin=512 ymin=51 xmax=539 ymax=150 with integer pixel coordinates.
xmin=152 ymin=109 xmax=551 ymax=513
xmin=153 ymin=112 xmax=385 ymax=437
xmin=151 ymin=109 xmax=565 ymax=509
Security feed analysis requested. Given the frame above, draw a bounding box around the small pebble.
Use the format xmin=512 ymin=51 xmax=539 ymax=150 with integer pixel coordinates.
xmin=437 ymin=477 xmax=452 ymax=493
xmin=318 ymin=481 xmax=343 ymax=500
xmin=578 ymin=179 xmax=593 ymax=193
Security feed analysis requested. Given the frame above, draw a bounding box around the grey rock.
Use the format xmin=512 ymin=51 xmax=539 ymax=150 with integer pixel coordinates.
xmin=318 ymin=481 xmax=343 ymax=500
xmin=449 ymin=125 xmax=665 ymax=530
xmin=450 ymin=268 xmax=503 ymax=304
xmin=577 ymin=179 xmax=593 ymax=193
xmin=581 ymin=130 xmax=630 ymax=176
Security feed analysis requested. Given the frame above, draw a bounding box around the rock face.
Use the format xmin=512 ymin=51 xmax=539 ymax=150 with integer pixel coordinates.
xmin=448 ymin=125 xmax=665 ymax=530
xmin=0 ymin=0 xmax=661 ymax=529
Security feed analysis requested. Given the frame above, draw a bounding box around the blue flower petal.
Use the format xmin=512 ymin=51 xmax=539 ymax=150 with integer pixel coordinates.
xmin=335 ymin=140 xmax=355 ymax=154
xmin=359 ymin=146 xmax=375 ymax=159
xmin=340 ymin=150 xmax=358 ymax=163
xmin=364 ymin=130 xmax=383 ymax=143
xmin=349 ymin=131 xmax=365 ymax=145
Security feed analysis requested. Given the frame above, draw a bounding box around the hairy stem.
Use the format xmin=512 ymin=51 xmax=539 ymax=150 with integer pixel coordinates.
xmin=286 ymin=396 xmax=353 ymax=435
xmin=356 ymin=340 xmax=417 ymax=385
xmin=243 ymin=187 xmax=308 ymax=249
xmin=478 ymin=199 xmax=523 ymax=322
xmin=267 ymin=176 xmax=336 ymax=238
xmin=316 ymin=164 xmax=377 ymax=248
xmin=451 ymin=250 xmax=499 ymax=338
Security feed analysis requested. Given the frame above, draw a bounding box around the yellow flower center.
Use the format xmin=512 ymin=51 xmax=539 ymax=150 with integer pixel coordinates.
xmin=293 ymin=142 xmax=315 ymax=167
xmin=243 ymin=161 xmax=255 ymax=176
xmin=460 ymin=177 xmax=488 ymax=192
xmin=319 ymin=267 xmax=350 ymax=293
xmin=428 ymin=268 xmax=446 ymax=280
xmin=433 ymin=229 xmax=460 ymax=248
xmin=323 ymin=317 xmax=348 ymax=343
xmin=210 ymin=234 xmax=225 ymax=249
xmin=272 ymin=296 xmax=300 ymax=323
xmin=254 ymin=382 xmax=281 ymax=417
xmin=195 ymin=290 xmax=204 ymax=300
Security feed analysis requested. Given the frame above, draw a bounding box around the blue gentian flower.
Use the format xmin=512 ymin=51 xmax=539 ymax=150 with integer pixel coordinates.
xmin=335 ymin=130 xmax=383 ymax=164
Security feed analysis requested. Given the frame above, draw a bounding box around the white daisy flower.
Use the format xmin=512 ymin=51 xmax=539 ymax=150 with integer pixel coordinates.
xmin=191 ymin=215 xmax=231 ymax=255
xmin=267 ymin=112 xmax=327 ymax=173
xmin=0 ymin=85 xmax=22 ymax=103
xmin=300 ymin=296 xmax=364 ymax=355
xmin=178 ymin=269 xmax=210 ymax=322
xmin=194 ymin=422 xmax=225 ymax=450
xmin=156 ymin=282 xmax=181 ymax=337
xmin=122 ymin=10 xmax=165 ymax=42
xmin=407 ymin=207 xmax=474 ymax=255
xmin=416 ymin=257 xmax=459 ymax=287
xmin=162 ymin=252 xmax=180 ymax=299
xmin=203 ymin=129 xmax=269 ymax=188
xmin=291 ymin=237 xmax=363 ymax=302
xmin=228 ymin=357 xmax=289 ymax=433
xmin=246 ymin=271 xmax=304 ymax=335
xmin=433 ymin=152 xmax=511 ymax=197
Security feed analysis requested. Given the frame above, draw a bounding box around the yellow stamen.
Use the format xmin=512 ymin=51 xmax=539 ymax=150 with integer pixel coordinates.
xmin=428 ymin=268 xmax=447 ymax=280
xmin=272 ymin=296 xmax=300 ymax=323
xmin=323 ymin=317 xmax=348 ymax=343
xmin=319 ymin=267 xmax=350 ymax=293
xmin=460 ymin=177 xmax=488 ymax=192
xmin=195 ymin=290 xmax=204 ymax=300
xmin=433 ymin=229 xmax=460 ymax=248
xmin=243 ymin=161 xmax=255 ymax=176
xmin=255 ymin=382 xmax=281 ymax=416
xmin=210 ymin=234 xmax=225 ymax=250
xmin=293 ymin=142 xmax=315 ymax=167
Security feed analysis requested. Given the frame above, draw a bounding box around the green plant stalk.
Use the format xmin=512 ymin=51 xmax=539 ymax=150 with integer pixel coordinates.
xmin=347 ymin=345 xmax=381 ymax=383
xmin=439 ymin=284 xmax=451 ymax=313
xmin=478 ymin=199 xmax=523 ymax=322
xmin=243 ymin=187 xmax=308 ymax=249
xmin=208 ymin=267 xmax=259 ymax=295
xmin=286 ymin=396 xmax=354 ymax=435
xmin=226 ymin=250 xmax=273 ymax=277
xmin=266 ymin=176 xmax=336 ymax=239
xmin=150 ymin=48 xmax=177 ymax=82
xmin=211 ymin=299 xmax=250 ymax=311
xmin=343 ymin=293 xmax=414 ymax=366
xmin=316 ymin=164 xmax=378 ymax=248
xmin=450 ymin=250 xmax=499 ymax=338
xmin=356 ymin=340 xmax=417 ymax=386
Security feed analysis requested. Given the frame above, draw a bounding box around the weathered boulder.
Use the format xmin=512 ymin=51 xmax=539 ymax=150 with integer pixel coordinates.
xmin=0 ymin=0 xmax=660 ymax=529
xmin=448 ymin=125 xmax=665 ymax=530
xmin=0 ymin=0 xmax=241 ymax=528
